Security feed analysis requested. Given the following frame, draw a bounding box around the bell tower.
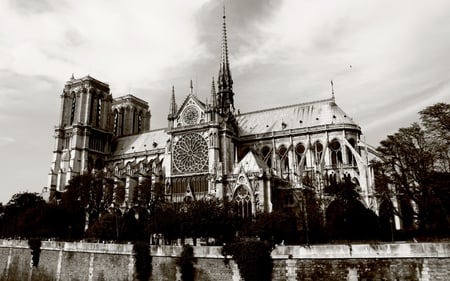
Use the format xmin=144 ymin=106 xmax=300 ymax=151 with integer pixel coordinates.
xmin=48 ymin=75 xmax=113 ymax=191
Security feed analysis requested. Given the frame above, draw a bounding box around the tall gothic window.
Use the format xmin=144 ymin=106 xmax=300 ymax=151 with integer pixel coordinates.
xmin=347 ymin=138 xmax=356 ymax=166
xmin=96 ymin=98 xmax=102 ymax=127
xmin=132 ymin=108 xmax=137 ymax=134
xmin=138 ymin=111 xmax=143 ymax=133
xmin=70 ymin=94 xmax=76 ymax=124
xmin=330 ymin=139 xmax=342 ymax=167
xmin=120 ymin=108 xmax=125 ymax=136
xmin=234 ymin=186 xmax=252 ymax=219
xmin=113 ymin=109 xmax=119 ymax=136
xmin=262 ymin=146 xmax=272 ymax=168
xmin=295 ymin=143 xmax=306 ymax=165
xmin=314 ymin=141 xmax=323 ymax=165
xmin=89 ymin=92 xmax=95 ymax=124
xmin=278 ymin=145 xmax=289 ymax=174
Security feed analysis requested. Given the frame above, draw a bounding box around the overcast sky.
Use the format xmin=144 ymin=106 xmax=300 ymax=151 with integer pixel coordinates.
xmin=0 ymin=0 xmax=449 ymax=203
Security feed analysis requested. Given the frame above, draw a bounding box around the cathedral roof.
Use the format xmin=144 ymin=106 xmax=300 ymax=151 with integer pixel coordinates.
xmin=236 ymin=98 xmax=359 ymax=137
xmin=112 ymin=129 xmax=168 ymax=157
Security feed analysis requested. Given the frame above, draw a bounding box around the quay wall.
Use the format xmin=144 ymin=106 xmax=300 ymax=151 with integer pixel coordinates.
xmin=1 ymin=240 xmax=449 ymax=280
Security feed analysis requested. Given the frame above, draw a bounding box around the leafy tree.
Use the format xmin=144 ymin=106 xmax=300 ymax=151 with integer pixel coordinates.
xmin=0 ymin=192 xmax=46 ymax=237
xmin=324 ymin=178 xmax=380 ymax=241
xmin=376 ymin=103 xmax=450 ymax=236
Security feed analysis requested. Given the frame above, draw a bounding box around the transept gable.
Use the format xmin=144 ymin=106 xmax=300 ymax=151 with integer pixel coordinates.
xmin=174 ymin=94 xmax=207 ymax=127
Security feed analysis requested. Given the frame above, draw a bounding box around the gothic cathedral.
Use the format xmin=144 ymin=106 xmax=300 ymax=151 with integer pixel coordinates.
xmin=48 ymin=13 xmax=376 ymax=217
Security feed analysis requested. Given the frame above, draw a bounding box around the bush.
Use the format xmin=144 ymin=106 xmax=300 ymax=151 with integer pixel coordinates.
xmin=222 ymin=241 xmax=273 ymax=281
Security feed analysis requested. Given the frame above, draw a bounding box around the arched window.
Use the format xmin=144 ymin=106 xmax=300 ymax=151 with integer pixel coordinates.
xmin=330 ymin=139 xmax=342 ymax=166
xmin=113 ymin=109 xmax=119 ymax=136
xmin=132 ymin=108 xmax=137 ymax=134
xmin=138 ymin=111 xmax=143 ymax=133
xmin=96 ymin=98 xmax=102 ymax=127
xmin=120 ymin=108 xmax=125 ymax=136
xmin=278 ymin=145 xmax=289 ymax=173
xmin=261 ymin=146 xmax=272 ymax=168
xmin=347 ymin=138 xmax=356 ymax=166
xmin=70 ymin=93 xmax=76 ymax=124
xmin=295 ymin=143 xmax=305 ymax=165
xmin=234 ymin=186 xmax=252 ymax=219
xmin=314 ymin=141 xmax=323 ymax=165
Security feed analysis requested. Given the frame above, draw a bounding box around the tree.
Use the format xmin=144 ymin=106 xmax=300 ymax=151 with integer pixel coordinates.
xmin=0 ymin=192 xmax=46 ymax=237
xmin=376 ymin=103 xmax=450 ymax=236
xmin=324 ymin=178 xmax=380 ymax=241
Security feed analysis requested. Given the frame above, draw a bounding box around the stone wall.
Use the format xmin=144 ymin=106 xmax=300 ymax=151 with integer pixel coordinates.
xmin=0 ymin=239 xmax=449 ymax=280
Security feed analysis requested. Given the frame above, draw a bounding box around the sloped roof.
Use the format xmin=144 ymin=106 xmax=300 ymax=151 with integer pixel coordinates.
xmin=236 ymin=98 xmax=358 ymax=136
xmin=112 ymin=129 xmax=168 ymax=157
xmin=233 ymin=150 xmax=268 ymax=174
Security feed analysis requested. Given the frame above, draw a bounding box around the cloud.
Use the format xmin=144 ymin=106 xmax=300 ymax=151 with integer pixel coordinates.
xmin=0 ymin=137 xmax=15 ymax=147
xmin=8 ymin=0 xmax=56 ymax=14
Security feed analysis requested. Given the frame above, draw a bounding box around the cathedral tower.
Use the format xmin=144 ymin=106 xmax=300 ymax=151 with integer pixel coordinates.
xmin=48 ymin=75 xmax=114 ymax=191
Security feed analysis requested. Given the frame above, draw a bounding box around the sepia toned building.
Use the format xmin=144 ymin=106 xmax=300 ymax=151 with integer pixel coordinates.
xmin=47 ymin=12 xmax=376 ymax=217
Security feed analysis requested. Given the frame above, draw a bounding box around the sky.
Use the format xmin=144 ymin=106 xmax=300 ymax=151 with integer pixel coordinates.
xmin=0 ymin=0 xmax=449 ymax=204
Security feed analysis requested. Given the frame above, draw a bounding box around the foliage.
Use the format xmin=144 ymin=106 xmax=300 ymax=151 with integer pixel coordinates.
xmin=28 ymin=238 xmax=41 ymax=267
xmin=176 ymin=244 xmax=196 ymax=281
xmin=222 ymin=241 xmax=273 ymax=281
xmin=251 ymin=209 xmax=300 ymax=244
xmin=133 ymin=240 xmax=152 ymax=281
xmin=375 ymin=102 xmax=450 ymax=235
xmin=325 ymin=179 xmax=380 ymax=241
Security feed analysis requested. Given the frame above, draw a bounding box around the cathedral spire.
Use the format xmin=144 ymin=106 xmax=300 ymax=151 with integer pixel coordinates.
xmin=210 ymin=76 xmax=217 ymax=108
xmin=217 ymin=6 xmax=234 ymax=115
xmin=218 ymin=6 xmax=233 ymax=93
xmin=169 ymin=85 xmax=177 ymax=118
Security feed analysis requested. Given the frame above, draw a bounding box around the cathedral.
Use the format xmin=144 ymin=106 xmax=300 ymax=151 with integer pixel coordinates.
xmin=47 ymin=12 xmax=376 ymax=217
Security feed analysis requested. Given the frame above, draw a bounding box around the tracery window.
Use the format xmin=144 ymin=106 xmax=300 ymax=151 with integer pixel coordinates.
xmin=278 ymin=145 xmax=289 ymax=173
xmin=173 ymin=133 xmax=208 ymax=174
xmin=234 ymin=185 xmax=252 ymax=219
xmin=330 ymin=139 xmax=342 ymax=166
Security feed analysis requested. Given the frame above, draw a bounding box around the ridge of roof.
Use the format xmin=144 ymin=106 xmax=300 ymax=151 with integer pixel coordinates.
xmin=238 ymin=98 xmax=335 ymax=116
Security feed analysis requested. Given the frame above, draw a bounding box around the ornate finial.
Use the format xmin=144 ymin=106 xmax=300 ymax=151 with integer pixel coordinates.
xmin=70 ymin=73 xmax=75 ymax=80
xmin=190 ymin=80 xmax=193 ymax=95
xmin=331 ymin=80 xmax=335 ymax=99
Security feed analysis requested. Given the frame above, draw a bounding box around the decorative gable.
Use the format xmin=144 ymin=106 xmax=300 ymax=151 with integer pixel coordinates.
xmin=175 ymin=95 xmax=206 ymax=128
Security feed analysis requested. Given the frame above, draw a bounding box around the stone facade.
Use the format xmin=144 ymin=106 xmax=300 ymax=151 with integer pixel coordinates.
xmin=47 ymin=12 xmax=377 ymax=216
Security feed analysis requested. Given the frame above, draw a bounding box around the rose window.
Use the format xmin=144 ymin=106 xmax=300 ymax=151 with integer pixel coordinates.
xmin=173 ymin=133 xmax=208 ymax=173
